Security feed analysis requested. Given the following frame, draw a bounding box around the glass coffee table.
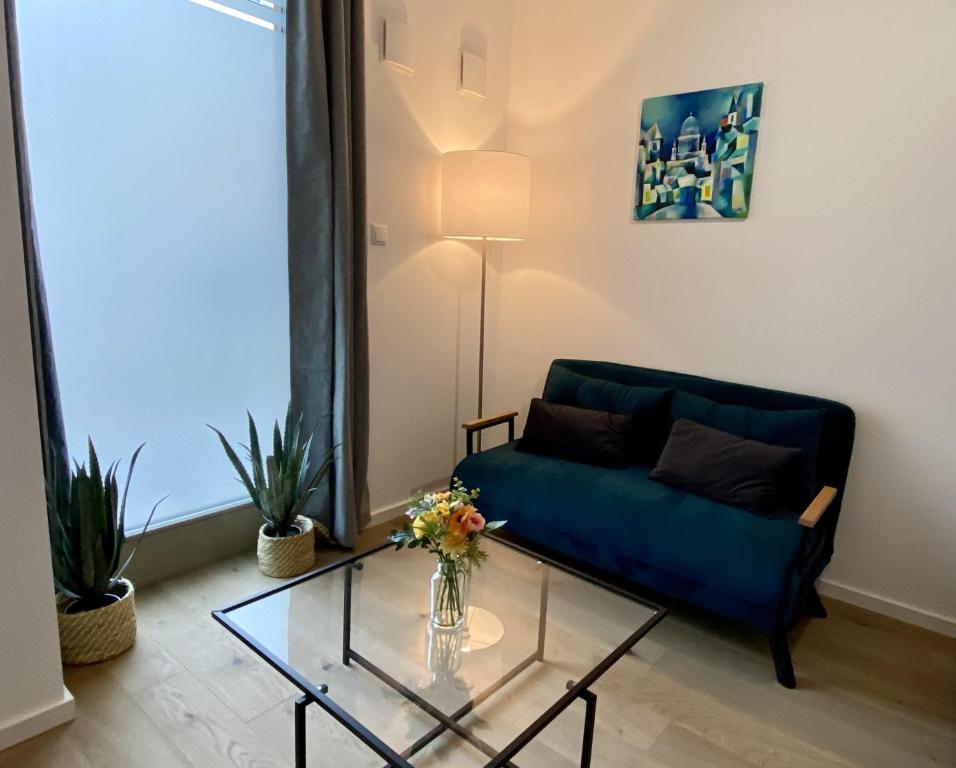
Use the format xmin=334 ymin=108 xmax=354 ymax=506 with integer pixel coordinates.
xmin=213 ymin=536 xmax=665 ymax=767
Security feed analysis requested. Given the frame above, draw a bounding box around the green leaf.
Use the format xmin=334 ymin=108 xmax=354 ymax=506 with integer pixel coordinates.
xmin=247 ymin=411 xmax=267 ymax=498
xmin=114 ymin=494 xmax=167 ymax=583
xmin=87 ymin=438 xmax=104 ymax=537
xmin=113 ymin=443 xmax=145 ymax=576
xmin=77 ymin=465 xmax=97 ymax=595
xmin=102 ymin=461 xmax=119 ymax=580
xmin=272 ymin=418 xmax=283 ymax=469
xmin=284 ymin=403 xmax=295 ymax=453
xmin=208 ymin=425 xmax=259 ymax=507
xmin=288 ymin=450 xmax=332 ymax=521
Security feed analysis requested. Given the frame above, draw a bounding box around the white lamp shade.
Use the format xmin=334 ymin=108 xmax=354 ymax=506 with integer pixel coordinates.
xmin=440 ymin=150 xmax=531 ymax=241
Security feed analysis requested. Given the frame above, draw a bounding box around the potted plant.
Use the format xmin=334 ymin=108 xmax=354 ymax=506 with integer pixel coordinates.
xmin=47 ymin=440 xmax=164 ymax=665
xmin=209 ymin=404 xmax=333 ymax=578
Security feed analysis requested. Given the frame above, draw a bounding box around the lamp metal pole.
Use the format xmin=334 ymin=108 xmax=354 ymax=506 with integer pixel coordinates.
xmin=477 ymin=237 xmax=487 ymax=451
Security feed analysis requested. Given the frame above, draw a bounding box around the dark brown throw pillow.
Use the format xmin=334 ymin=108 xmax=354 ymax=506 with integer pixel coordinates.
xmin=517 ymin=398 xmax=632 ymax=468
xmin=648 ymin=418 xmax=802 ymax=515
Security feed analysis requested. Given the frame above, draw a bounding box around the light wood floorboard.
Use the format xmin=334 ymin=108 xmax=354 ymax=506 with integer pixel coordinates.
xmin=2 ymin=518 xmax=953 ymax=767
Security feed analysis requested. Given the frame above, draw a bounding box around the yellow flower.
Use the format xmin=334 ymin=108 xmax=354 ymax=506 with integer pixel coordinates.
xmin=440 ymin=532 xmax=467 ymax=556
xmin=433 ymin=501 xmax=451 ymax=519
xmin=412 ymin=515 xmax=430 ymax=539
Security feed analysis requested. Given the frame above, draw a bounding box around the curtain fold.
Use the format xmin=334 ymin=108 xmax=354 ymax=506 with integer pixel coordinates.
xmin=287 ymin=0 xmax=370 ymax=547
xmin=3 ymin=0 xmax=69 ymax=492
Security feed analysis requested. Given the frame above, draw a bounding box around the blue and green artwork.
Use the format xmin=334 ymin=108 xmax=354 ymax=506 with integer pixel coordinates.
xmin=634 ymin=82 xmax=763 ymax=220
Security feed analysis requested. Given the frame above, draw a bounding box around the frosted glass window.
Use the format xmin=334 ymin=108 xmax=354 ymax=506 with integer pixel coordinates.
xmin=17 ymin=0 xmax=289 ymax=529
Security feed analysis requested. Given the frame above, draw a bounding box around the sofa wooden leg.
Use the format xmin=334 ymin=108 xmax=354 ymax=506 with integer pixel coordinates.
xmin=802 ymin=587 xmax=828 ymax=619
xmin=770 ymin=632 xmax=796 ymax=689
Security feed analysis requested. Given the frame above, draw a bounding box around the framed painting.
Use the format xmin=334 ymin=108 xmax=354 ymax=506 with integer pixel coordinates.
xmin=634 ymin=82 xmax=763 ymax=220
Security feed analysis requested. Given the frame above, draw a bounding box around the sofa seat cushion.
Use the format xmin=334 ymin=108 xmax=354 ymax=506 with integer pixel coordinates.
xmin=456 ymin=442 xmax=804 ymax=607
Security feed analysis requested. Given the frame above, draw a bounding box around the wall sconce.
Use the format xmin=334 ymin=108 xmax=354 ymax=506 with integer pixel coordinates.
xmin=383 ymin=18 xmax=415 ymax=75
xmin=458 ymin=50 xmax=486 ymax=99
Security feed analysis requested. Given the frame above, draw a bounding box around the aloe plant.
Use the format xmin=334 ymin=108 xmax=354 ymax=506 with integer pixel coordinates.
xmin=208 ymin=404 xmax=332 ymax=538
xmin=46 ymin=439 xmax=164 ymax=612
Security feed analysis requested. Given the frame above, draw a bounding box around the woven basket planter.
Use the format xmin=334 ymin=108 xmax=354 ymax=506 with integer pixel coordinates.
xmin=257 ymin=515 xmax=315 ymax=578
xmin=57 ymin=578 xmax=136 ymax=665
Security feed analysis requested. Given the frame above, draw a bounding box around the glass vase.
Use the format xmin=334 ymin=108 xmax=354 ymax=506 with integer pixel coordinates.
xmin=430 ymin=558 xmax=466 ymax=629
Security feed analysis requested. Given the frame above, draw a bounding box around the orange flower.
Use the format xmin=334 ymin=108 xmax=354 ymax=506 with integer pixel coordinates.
xmin=450 ymin=505 xmax=484 ymax=537
xmin=448 ymin=510 xmax=468 ymax=538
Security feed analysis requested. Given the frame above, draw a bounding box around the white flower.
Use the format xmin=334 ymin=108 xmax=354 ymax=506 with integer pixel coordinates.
xmin=450 ymin=500 xmax=462 ymax=511
xmin=423 ymin=493 xmax=436 ymax=506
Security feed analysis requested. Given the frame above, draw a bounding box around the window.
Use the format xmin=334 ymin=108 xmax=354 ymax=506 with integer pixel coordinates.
xmin=18 ymin=0 xmax=288 ymax=529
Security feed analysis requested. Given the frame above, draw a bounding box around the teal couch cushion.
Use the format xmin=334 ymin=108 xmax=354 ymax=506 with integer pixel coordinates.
xmin=457 ymin=442 xmax=803 ymax=608
xmin=671 ymin=391 xmax=826 ymax=501
xmin=542 ymin=366 xmax=672 ymax=465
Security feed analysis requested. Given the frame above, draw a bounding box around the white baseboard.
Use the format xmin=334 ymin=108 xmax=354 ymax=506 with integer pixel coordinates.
xmin=818 ymin=578 xmax=956 ymax=638
xmin=122 ymin=504 xmax=262 ymax=587
xmin=0 ymin=685 xmax=75 ymax=751
xmin=369 ymin=478 xmax=450 ymax=527
xmin=369 ymin=502 xmax=405 ymax=527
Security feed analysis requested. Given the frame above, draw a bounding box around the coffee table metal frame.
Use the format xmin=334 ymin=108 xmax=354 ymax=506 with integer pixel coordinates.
xmin=212 ymin=535 xmax=665 ymax=768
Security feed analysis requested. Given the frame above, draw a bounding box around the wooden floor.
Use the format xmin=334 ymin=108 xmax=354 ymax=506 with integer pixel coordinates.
xmin=3 ymin=519 xmax=954 ymax=768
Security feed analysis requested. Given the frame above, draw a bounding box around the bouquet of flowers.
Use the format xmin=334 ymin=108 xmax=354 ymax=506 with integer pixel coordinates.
xmin=390 ymin=478 xmax=505 ymax=628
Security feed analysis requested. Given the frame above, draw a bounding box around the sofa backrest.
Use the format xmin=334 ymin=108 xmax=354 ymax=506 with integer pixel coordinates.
xmin=543 ymin=360 xmax=856 ymax=554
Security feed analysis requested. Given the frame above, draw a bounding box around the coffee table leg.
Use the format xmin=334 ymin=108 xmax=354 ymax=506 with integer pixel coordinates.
xmin=536 ymin=562 xmax=550 ymax=661
xmin=343 ymin=562 xmax=364 ymax=666
xmin=579 ymin=689 xmax=597 ymax=768
xmin=295 ymin=695 xmax=309 ymax=768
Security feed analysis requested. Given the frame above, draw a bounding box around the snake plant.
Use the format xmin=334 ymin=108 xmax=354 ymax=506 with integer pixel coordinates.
xmin=208 ymin=404 xmax=332 ymax=538
xmin=46 ymin=440 xmax=164 ymax=611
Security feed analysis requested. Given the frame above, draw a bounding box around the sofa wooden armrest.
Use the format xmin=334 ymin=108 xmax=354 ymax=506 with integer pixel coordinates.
xmin=462 ymin=411 xmax=518 ymax=456
xmin=799 ymin=486 xmax=838 ymax=528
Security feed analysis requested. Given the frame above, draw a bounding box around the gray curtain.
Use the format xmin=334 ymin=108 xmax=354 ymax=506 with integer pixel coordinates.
xmin=287 ymin=0 xmax=370 ymax=547
xmin=3 ymin=0 xmax=69 ymax=492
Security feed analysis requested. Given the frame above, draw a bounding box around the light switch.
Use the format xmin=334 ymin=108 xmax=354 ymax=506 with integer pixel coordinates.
xmin=370 ymin=223 xmax=389 ymax=246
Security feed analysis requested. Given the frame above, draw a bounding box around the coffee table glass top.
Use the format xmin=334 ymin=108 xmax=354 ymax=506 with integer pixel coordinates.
xmin=215 ymin=536 xmax=664 ymax=766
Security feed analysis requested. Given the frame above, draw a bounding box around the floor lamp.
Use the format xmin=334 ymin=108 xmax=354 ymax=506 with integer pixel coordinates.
xmin=440 ymin=151 xmax=531 ymax=448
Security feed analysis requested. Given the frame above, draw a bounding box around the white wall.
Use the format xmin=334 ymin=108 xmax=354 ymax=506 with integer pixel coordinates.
xmin=365 ymin=0 xmax=513 ymax=513
xmin=491 ymin=0 xmax=956 ymax=631
xmin=0 ymin=13 xmax=74 ymax=750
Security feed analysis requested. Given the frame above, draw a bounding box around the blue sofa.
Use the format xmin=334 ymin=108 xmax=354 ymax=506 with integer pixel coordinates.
xmin=454 ymin=359 xmax=855 ymax=687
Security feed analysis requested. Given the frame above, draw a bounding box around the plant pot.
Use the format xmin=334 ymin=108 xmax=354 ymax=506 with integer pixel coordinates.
xmin=257 ymin=515 xmax=315 ymax=578
xmin=56 ymin=578 xmax=136 ymax=665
